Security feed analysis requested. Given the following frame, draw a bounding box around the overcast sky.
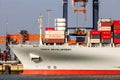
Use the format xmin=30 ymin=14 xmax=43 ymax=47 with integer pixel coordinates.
xmin=0 ymin=0 xmax=120 ymax=35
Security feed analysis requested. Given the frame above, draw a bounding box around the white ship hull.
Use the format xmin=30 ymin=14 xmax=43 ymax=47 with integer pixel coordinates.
xmin=10 ymin=44 xmax=120 ymax=75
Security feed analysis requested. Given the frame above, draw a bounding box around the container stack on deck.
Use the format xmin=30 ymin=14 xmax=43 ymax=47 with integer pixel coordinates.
xmin=98 ymin=18 xmax=112 ymax=31
xmin=113 ymin=20 xmax=120 ymax=44
xmin=98 ymin=18 xmax=112 ymax=44
xmin=45 ymin=28 xmax=65 ymax=44
xmin=90 ymin=30 xmax=100 ymax=43
xmin=89 ymin=18 xmax=120 ymax=45
xmin=55 ymin=18 xmax=66 ymax=31
xmin=101 ymin=31 xmax=111 ymax=44
xmin=44 ymin=18 xmax=66 ymax=44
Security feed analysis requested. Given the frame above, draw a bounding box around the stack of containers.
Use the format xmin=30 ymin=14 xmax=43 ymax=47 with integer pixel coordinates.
xmin=113 ymin=20 xmax=120 ymax=43
xmin=90 ymin=30 xmax=100 ymax=43
xmin=55 ymin=18 xmax=66 ymax=31
xmin=98 ymin=18 xmax=112 ymax=31
xmin=45 ymin=30 xmax=65 ymax=44
xmin=98 ymin=18 xmax=112 ymax=44
xmin=101 ymin=31 xmax=111 ymax=43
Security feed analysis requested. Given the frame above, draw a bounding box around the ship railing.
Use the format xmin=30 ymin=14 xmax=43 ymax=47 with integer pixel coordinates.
xmin=87 ymin=43 xmax=101 ymax=48
xmin=87 ymin=43 xmax=118 ymax=48
xmin=114 ymin=44 xmax=120 ymax=47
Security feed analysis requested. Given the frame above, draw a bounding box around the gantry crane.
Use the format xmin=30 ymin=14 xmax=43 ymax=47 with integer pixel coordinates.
xmin=63 ymin=0 xmax=99 ymax=30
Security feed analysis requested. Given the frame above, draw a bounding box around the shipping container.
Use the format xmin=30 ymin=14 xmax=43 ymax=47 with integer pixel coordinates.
xmin=113 ymin=25 xmax=120 ymax=30
xmin=90 ymin=35 xmax=100 ymax=39
xmin=0 ymin=36 xmax=6 ymax=44
xmin=28 ymin=34 xmax=41 ymax=41
xmin=113 ymin=20 xmax=120 ymax=25
xmin=45 ymin=27 xmax=55 ymax=31
xmin=68 ymin=40 xmax=76 ymax=45
xmin=98 ymin=22 xmax=112 ymax=27
xmin=45 ymin=34 xmax=65 ymax=39
xmin=101 ymin=39 xmax=111 ymax=43
xmin=45 ymin=39 xmax=64 ymax=43
xmin=98 ymin=18 xmax=112 ymax=23
xmin=114 ymin=34 xmax=120 ymax=38
xmin=76 ymin=37 xmax=85 ymax=42
xmin=45 ymin=31 xmax=65 ymax=35
xmin=101 ymin=31 xmax=111 ymax=39
xmin=90 ymin=30 xmax=100 ymax=35
xmin=90 ymin=39 xmax=100 ymax=43
xmin=98 ymin=27 xmax=111 ymax=31
xmin=101 ymin=35 xmax=111 ymax=39
xmin=55 ymin=23 xmax=66 ymax=27
xmin=114 ymin=30 xmax=120 ymax=34
xmin=101 ymin=31 xmax=111 ymax=34
xmin=55 ymin=18 xmax=66 ymax=23
xmin=114 ymin=38 xmax=120 ymax=43
xmin=56 ymin=27 xmax=66 ymax=31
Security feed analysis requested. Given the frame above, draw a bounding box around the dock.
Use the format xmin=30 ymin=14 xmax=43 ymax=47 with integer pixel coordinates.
xmin=0 ymin=61 xmax=23 ymax=74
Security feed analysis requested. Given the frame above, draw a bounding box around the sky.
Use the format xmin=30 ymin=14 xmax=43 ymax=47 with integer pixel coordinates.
xmin=0 ymin=0 xmax=120 ymax=35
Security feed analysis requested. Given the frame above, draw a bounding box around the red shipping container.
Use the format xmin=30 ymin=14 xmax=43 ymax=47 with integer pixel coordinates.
xmin=45 ymin=27 xmax=55 ymax=31
xmin=101 ymin=35 xmax=111 ymax=39
xmin=101 ymin=31 xmax=111 ymax=39
xmin=101 ymin=31 xmax=111 ymax=34
xmin=113 ymin=25 xmax=120 ymax=30
xmin=90 ymin=30 xmax=100 ymax=35
xmin=113 ymin=20 xmax=120 ymax=25
xmin=114 ymin=30 xmax=120 ymax=34
xmin=114 ymin=38 xmax=120 ymax=43
xmin=99 ymin=22 xmax=112 ymax=26
xmin=46 ymin=39 xmax=64 ymax=43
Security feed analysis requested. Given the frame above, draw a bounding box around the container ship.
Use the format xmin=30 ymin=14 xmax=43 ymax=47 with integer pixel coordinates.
xmin=9 ymin=0 xmax=120 ymax=75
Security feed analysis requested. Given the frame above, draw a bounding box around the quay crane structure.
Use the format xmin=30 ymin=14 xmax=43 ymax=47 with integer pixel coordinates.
xmin=63 ymin=0 xmax=99 ymax=30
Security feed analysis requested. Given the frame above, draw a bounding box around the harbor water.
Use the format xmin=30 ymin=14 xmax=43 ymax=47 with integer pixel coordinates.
xmin=0 ymin=75 xmax=120 ymax=80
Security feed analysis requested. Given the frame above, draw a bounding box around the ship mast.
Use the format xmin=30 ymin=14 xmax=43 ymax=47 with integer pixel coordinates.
xmin=38 ymin=15 xmax=43 ymax=45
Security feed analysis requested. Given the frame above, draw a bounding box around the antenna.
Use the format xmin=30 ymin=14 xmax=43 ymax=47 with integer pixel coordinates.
xmin=46 ymin=9 xmax=52 ymax=27
xmin=5 ymin=17 xmax=8 ymax=35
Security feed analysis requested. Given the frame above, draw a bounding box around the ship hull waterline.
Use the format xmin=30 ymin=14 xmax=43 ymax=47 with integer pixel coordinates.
xmin=10 ymin=44 xmax=120 ymax=75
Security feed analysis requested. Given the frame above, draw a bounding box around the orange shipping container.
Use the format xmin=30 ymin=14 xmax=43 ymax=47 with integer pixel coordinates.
xmin=8 ymin=34 xmax=22 ymax=41
xmin=68 ymin=40 xmax=76 ymax=45
xmin=0 ymin=36 xmax=6 ymax=44
xmin=28 ymin=34 xmax=45 ymax=41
